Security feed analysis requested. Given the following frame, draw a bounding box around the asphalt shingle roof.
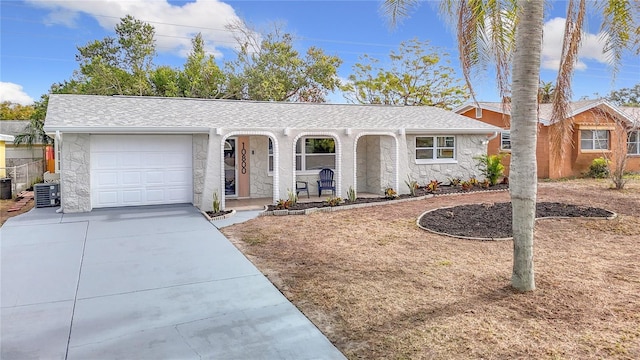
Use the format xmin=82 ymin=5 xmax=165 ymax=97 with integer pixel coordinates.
xmin=461 ymin=100 xmax=636 ymax=126
xmin=44 ymin=94 xmax=501 ymax=133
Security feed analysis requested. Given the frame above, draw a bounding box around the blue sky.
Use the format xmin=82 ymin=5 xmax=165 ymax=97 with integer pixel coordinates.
xmin=1 ymin=0 xmax=638 ymax=105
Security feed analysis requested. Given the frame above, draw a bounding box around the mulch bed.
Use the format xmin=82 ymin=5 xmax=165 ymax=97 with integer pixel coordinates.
xmin=206 ymin=210 xmax=233 ymax=218
xmin=266 ymin=183 xmax=510 ymax=211
xmin=419 ymin=201 xmax=615 ymax=239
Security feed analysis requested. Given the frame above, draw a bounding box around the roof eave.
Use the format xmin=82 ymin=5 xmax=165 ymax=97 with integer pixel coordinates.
xmin=404 ymin=128 xmax=501 ymax=135
xmin=43 ymin=126 xmax=211 ymax=135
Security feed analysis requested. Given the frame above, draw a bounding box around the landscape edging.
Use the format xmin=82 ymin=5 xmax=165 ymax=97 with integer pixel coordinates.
xmin=416 ymin=205 xmax=618 ymax=241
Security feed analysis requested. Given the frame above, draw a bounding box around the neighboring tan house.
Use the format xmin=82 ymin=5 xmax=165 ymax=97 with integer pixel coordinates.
xmin=0 ymin=120 xmax=47 ymax=167
xmin=43 ymin=94 xmax=502 ymax=213
xmin=0 ymin=134 xmax=15 ymax=177
xmin=455 ymin=100 xmax=640 ymax=179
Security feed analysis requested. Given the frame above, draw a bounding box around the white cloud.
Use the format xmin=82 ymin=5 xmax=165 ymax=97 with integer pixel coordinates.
xmin=0 ymin=82 xmax=35 ymax=105
xmin=25 ymin=0 xmax=256 ymax=59
xmin=541 ymin=17 xmax=609 ymax=71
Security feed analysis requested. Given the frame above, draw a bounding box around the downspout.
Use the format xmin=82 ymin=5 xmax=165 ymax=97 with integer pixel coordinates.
xmin=55 ymin=131 xmax=63 ymax=214
xmin=54 ymin=131 xmax=61 ymax=173
xmin=483 ymin=131 xmax=499 ymax=145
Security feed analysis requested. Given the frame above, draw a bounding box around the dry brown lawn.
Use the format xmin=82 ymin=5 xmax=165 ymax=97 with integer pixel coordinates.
xmin=221 ymin=179 xmax=640 ymax=360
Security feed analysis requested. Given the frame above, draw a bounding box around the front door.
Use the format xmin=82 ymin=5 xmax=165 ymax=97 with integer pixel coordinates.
xmin=224 ymin=137 xmax=250 ymax=198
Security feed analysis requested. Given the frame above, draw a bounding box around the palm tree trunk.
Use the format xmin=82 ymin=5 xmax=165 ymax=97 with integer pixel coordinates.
xmin=510 ymin=0 xmax=543 ymax=292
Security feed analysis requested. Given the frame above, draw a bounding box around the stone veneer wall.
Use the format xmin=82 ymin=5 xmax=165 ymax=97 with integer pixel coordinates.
xmin=249 ymin=136 xmax=273 ymax=198
xmin=192 ymin=134 xmax=208 ymax=208
xmin=379 ymin=136 xmax=395 ymax=192
xmin=60 ymin=133 xmax=91 ymax=213
xmin=406 ymin=134 xmax=484 ymax=183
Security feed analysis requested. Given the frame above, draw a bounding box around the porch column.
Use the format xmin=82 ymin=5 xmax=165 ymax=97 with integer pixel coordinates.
xmin=201 ymin=128 xmax=222 ymax=212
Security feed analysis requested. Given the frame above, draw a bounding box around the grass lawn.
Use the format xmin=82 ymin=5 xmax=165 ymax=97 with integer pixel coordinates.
xmin=222 ymin=179 xmax=640 ymax=359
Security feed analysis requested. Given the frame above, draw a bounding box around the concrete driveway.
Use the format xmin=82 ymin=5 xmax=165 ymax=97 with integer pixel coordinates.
xmin=1 ymin=205 xmax=345 ymax=359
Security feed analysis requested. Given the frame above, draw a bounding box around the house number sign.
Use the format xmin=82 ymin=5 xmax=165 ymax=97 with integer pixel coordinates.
xmin=241 ymin=142 xmax=247 ymax=174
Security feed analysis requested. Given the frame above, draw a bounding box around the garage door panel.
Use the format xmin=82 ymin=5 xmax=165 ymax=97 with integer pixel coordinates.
xmin=97 ymin=191 xmax=118 ymax=207
xmin=91 ymin=135 xmax=193 ymax=208
xmin=121 ymin=172 xmax=142 ymax=186
xmin=121 ymin=190 xmax=143 ymax=204
xmin=166 ymin=169 xmax=191 ymax=184
xmin=94 ymin=172 xmax=118 ymax=187
xmin=167 ymin=187 xmax=192 ymax=202
xmin=92 ymin=153 xmax=118 ymax=169
xmin=145 ymin=171 xmax=165 ymax=185
xmin=164 ymin=153 xmax=189 ymax=166
xmin=120 ymin=153 xmax=141 ymax=168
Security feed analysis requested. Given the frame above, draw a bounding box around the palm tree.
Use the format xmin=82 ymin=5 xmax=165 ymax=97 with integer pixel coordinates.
xmin=382 ymin=0 xmax=638 ymax=292
xmin=539 ymin=81 xmax=555 ymax=104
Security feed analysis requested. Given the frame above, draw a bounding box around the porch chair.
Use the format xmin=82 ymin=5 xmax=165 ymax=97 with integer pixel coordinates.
xmin=296 ymin=180 xmax=310 ymax=198
xmin=317 ymin=168 xmax=336 ymax=197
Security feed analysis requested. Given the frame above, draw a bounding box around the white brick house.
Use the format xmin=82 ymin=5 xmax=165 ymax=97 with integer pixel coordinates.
xmin=43 ymin=94 xmax=501 ymax=213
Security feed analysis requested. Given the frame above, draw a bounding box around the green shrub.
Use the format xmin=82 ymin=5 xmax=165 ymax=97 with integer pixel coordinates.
xmin=384 ymin=187 xmax=398 ymax=199
xmin=287 ymin=188 xmax=298 ymax=206
xmin=588 ymin=157 xmax=610 ymax=179
xmin=213 ymin=191 xmax=220 ymax=213
xmin=474 ymin=153 xmax=506 ymax=186
xmin=347 ymin=186 xmax=357 ymax=202
xmin=404 ymin=175 xmax=418 ymax=196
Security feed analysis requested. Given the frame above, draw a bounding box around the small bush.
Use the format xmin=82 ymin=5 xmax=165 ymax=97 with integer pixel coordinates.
xmin=426 ymin=180 xmax=442 ymax=193
xmin=404 ymin=175 xmax=418 ymax=196
xmin=287 ymin=188 xmax=298 ymax=206
xmin=474 ymin=153 xmax=506 ymax=186
xmin=384 ymin=187 xmax=398 ymax=199
xmin=213 ymin=191 xmax=220 ymax=213
xmin=347 ymin=186 xmax=357 ymax=202
xmin=326 ymin=197 xmax=343 ymax=206
xmin=588 ymin=157 xmax=610 ymax=179
xmin=447 ymin=177 xmax=462 ymax=187
xmin=275 ymin=199 xmax=291 ymax=210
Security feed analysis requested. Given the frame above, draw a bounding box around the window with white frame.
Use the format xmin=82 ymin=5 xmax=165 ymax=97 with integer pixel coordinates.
xmin=500 ymin=131 xmax=511 ymax=150
xmin=415 ymin=136 xmax=455 ymax=162
xmin=628 ymin=131 xmax=640 ymax=155
xmin=580 ymin=130 xmax=609 ymax=150
xmin=296 ymin=137 xmax=335 ymax=171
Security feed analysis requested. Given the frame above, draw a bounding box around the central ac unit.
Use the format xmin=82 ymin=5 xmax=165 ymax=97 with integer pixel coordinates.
xmin=34 ymin=183 xmax=60 ymax=208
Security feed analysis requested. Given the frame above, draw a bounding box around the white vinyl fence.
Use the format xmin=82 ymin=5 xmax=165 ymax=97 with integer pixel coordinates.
xmin=0 ymin=160 xmax=44 ymax=197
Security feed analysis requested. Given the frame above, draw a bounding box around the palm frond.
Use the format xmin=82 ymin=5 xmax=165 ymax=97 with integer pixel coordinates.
xmin=599 ymin=0 xmax=638 ymax=74
xmin=380 ymin=0 xmax=420 ymax=28
xmin=550 ymin=0 xmax=586 ymax=171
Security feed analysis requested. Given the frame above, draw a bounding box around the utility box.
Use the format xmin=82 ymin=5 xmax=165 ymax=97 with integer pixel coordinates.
xmin=34 ymin=183 xmax=60 ymax=207
xmin=0 ymin=178 xmax=11 ymax=200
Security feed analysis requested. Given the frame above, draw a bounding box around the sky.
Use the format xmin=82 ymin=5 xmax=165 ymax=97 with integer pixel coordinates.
xmin=1 ymin=0 xmax=639 ymax=106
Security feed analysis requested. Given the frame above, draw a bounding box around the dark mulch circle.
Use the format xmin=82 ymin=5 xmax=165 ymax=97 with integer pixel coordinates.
xmin=418 ymin=202 xmax=615 ymax=240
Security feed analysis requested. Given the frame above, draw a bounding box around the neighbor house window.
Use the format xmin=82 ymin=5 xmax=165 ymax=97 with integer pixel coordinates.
xmin=268 ymin=139 xmax=274 ymax=172
xmin=628 ymin=131 xmax=640 ymax=155
xmin=415 ymin=136 xmax=455 ymax=162
xmin=580 ymin=130 xmax=609 ymax=150
xmin=296 ymin=137 xmax=335 ymax=171
xmin=500 ymin=131 xmax=511 ymax=150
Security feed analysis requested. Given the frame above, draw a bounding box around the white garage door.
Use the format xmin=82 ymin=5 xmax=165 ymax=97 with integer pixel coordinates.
xmin=91 ymin=135 xmax=193 ymax=208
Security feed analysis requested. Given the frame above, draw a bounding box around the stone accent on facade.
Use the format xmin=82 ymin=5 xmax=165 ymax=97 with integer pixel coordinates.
xmin=60 ymin=133 xmax=91 ymax=213
xmin=192 ymin=134 xmax=208 ymax=208
xmin=249 ymin=135 xmax=273 ymax=198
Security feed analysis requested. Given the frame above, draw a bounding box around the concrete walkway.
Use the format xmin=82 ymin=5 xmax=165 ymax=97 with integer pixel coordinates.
xmin=1 ymin=205 xmax=345 ymax=360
